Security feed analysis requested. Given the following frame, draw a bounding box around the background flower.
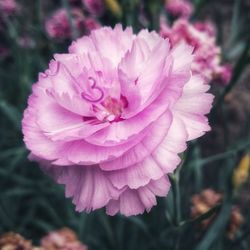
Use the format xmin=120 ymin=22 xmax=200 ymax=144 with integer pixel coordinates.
xmin=160 ymin=18 xmax=232 ymax=84
xmin=82 ymin=0 xmax=104 ymax=16
xmin=165 ymin=0 xmax=193 ymax=18
xmin=0 ymin=0 xmax=20 ymax=16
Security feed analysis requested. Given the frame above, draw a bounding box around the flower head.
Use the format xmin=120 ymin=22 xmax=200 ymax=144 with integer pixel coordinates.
xmin=0 ymin=0 xmax=20 ymax=16
xmin=82 ymin=17 xmax=101 ymax=34
xmin=22 ymin=25 xmax=213 ymax=216
xmin=191 ymin=189 xmax=244 ymax=239
xmin=160 ymin=18 xmax=231 ymax=84
xmin=82 ymin=0 xmax=104 ymax=16
xmin=165 ymin=0 xmax=193 ymax=19
xmin=41 ymin=228 xmax=87 ymax=250
xmin=0 ymin=233 xmax=33 ymax=250
xmin=45 ymin=8 xmax=84 ymax=40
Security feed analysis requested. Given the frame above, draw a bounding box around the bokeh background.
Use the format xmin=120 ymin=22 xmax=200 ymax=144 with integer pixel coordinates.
xmin=0 ymin=0 xmax=250 ymax=249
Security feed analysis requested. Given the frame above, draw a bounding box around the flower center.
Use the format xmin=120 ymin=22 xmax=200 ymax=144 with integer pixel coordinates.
xmin=93 ymin=96 xmax=127 ymax=123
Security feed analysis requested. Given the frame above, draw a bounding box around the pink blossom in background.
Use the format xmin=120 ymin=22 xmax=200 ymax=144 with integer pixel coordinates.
xmin=214 ymin=64 xmax=232 ymax=85
xmin=45 ymin=8 xmax=84 ymax=40
xmin=41 ymin=228 xmax=87 ymax=250
xmin=165 ymin=0 xmax=193 ymax=18
xmin=0 ymin=0 xmax=20 ymax=16
xmin=160 ymin=18 xmax=232 ymax=84
xmin=45 ymin=9 xmax=77 ymax=40
xmin=82 ymin=0 xmax=104 ymax=16
xmin=45 ymin=8 xmax=101 ymax=40
xmin=22 ymin=25 xmax=213 ymax=216
xmin=82 ymin=17 xmax=101 ymax=34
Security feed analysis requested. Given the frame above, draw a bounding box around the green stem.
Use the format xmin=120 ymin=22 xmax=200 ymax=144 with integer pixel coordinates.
xmin=189 ymin=139 xmax=250 ymax=167
xmin=169 ymin=171 xmax=181 ymax=226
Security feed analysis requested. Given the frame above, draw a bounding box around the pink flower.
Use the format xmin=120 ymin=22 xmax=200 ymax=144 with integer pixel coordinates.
xmin=82 ymin=17 xmax=101 ymax=34
xmin=214 ymin=64 xmax=232 ymax=85
xmin=45 ymin=8 xmax=84 ymax=40
xmin=165 ymin=0 xmax=193 ymax=18
xmin=82 ymin=0 xmax=104 ymax=16
xmin=0 ymin=0 xmax=20 ymax=16
xmin=160 ymin=18 xmax=232 ymax=84
xmin=22 ymin=25 xmax=213 ymax=216
xmin=41 ymin=228 xmax=87 ymax=250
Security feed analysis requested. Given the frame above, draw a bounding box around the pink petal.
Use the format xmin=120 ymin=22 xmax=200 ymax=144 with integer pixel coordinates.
xmin=22 ymin=95 xmax=71 ymax=164
xmin=58 ymin=128 xmax=148 ymax=165
xmin=152 ymin=116 xmax=188 ymax=173
xmin=43 ymin=165 xmax=122 ymax=212
xmin=106 ymin=176 xmax=171 ymax=216
xmin=100 ymin=111 xmax=172 ymax=171
xmin=137 ymin=29 xmax=162 ymax=50
xmin=89 ymin=25 xmax=133 ymax=66
xmin=85 ymin=90 xmax=172 ymax=145
xmin=107 ymin=156 xmax=166 ymax=189
xmin=172 ymin=75 xmax=214 ymax=140
xmin=69 ymin=36 xmax=96 ymax=54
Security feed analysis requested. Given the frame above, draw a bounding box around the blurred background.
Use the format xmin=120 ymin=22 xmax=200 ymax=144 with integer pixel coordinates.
xmin=0 ymin=0 xmax=250 ymax=249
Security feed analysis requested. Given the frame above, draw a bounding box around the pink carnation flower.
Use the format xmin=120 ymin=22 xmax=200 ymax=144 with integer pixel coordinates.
xmin=82 ymin=17 xmax=101 ymax=34
xmin=160 ymin=18 xmax=232 ymax=84
xmin=82 ymin=0 xmax=104 ymax=16
xmin=0 ymin=0 xmax=20 ymax=16
xmin=165 ymin=0 xmax=193 ymax=18
xmin=45 ymin=8 xmax=84 ymax=40
xmin=22 ymin=25 xmax=213 ymax=216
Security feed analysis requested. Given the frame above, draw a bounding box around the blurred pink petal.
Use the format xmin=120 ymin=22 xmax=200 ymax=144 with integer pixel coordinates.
xmin=160 ymin=18 xmax=232 ymax=85
xmin=45 ymin=8 xmax=100 ymax=40
xmin=0 ymin=0 xmax=20 ymax=16
xmin=165 ymin=0 xmax=193 ymax=18
xmin=82 ymin=0 xmax=104 ymax=16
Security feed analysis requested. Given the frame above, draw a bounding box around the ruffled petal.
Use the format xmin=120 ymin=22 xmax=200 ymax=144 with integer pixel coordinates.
xmin=118 ymin=38 xmax=170 ymax=118
xmin=106 ymin=176 xmax=171 ymax=216
xmin=89 ymin=25 xmax=134 ymax=66
xmin=31 ymin=87 xmax=109 ymax=141
xmin=41 ymin=164 xmax=122 ymax=212
xmin=106 ymin=114 xmax=186 ymax=189
xmin=172 ymin=75 xmax=214 ymax=140
xmin=107 ymin=156 xmax=165 ymax=189
xmin=69 ymin=36 xmax=96 ymax=54
xmin=22 ymin=95 xmax=71 ymax=165
xmin=85 ymin=89 xmax=173 ymax=145
xmin=137 ymin=29 xmax=162 ymax=50
xmin=48 ymin=59 xmax=81 ymax=97
xmin=100 ymin=111 xmax=172 ymax=171
xmin=151 ymin=116 xmax=188 ymax=173
xmin=54 ymin=127 xmax=148 ymax=165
